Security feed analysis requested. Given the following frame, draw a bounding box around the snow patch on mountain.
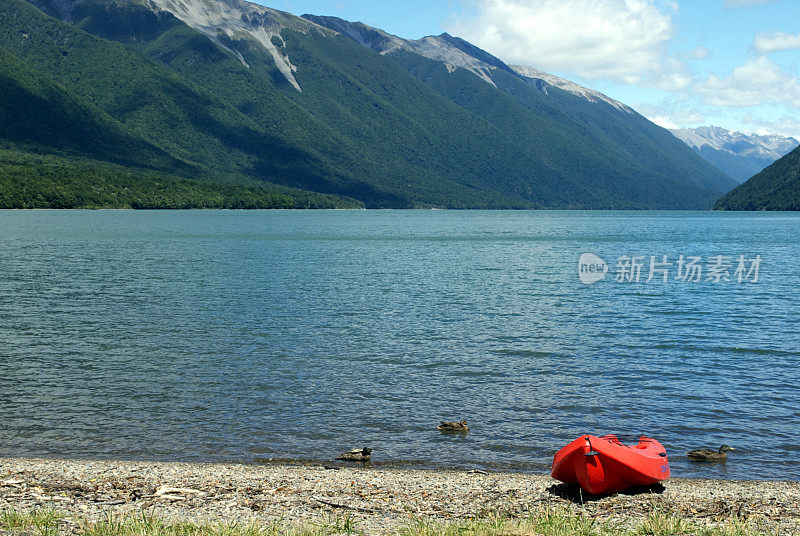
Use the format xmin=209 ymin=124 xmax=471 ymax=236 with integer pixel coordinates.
xmin=511 ymin=65 xmax=633 ymax=113
xmin=149 ymin=0 xmax=311 ymax=90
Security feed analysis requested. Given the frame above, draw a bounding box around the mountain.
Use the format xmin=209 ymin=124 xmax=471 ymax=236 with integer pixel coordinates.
xmin=302 ymin=14 xmax=737 ymax=208
xmin=0 ymin=46 xmax=183 ymax=172
xmin=0 ymin=0 xmax=363 ymax=208
xmin=671 ymin=126 xmax=799 ymax=184
xmin=0 ymin=0 xmax=737 ymax=209
xmin=714 ymin=145 xmax=800 ymax=210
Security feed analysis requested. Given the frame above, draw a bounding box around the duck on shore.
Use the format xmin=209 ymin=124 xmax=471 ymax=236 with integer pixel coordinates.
xmin=687 ymin=445 xmax=734 ymax=462
xmin=437 ymin=420 xmax=469 ymax=432
xmin=336 ymin=447 xmax=372 ymax=462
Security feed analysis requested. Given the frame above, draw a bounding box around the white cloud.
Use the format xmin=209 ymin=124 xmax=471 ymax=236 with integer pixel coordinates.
xmin=648 ymin=116 xmax=680 ymax=129
xmin=636 ymin=102 xmax=707 ymax=129
xmin=445 ymin=0 xmax=688 ymax=89
xmin=741 ymin=114 xmax=800 ymax=140
xmin=688 ymin=45 xmax=709 ymax=59
xmin=754 ymin=31 xmax=800 ymax=53
xmin=695 ymin=56 xmax=800 ymax=108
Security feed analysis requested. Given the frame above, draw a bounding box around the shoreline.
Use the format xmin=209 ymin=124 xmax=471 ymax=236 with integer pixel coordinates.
xmin=2 ymin=457 xmax=799 ymax=534
xmin=2 ymin=452 xmax=796 ymax=483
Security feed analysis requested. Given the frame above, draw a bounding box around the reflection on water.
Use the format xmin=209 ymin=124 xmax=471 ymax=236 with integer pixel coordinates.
xmin=1 ymin=210 xmax=799 ymax=480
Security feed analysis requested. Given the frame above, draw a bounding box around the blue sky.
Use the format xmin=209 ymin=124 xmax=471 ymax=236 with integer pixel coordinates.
xmin=263 ymin=0 xmax=800 ymax=138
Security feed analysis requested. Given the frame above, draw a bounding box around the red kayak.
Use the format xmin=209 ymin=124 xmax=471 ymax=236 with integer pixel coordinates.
xmin=551 ymin=434 xmax=670 ymax=495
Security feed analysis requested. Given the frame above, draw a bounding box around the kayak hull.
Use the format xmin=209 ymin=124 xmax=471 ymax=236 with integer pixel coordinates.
xmin=551 ymin=435 xmax=670 ymax=495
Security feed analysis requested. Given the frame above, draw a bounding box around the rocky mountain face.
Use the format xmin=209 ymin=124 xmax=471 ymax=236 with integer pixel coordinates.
xmin=302 ymin=16 xmax=635 ymax=113
xmin=672 ymin=126 xmax=799 ymax=184
xmin=301 ymin=14 xmax=736 ymax=204
xmin=1 ymin=0 xmax=737 ymax=208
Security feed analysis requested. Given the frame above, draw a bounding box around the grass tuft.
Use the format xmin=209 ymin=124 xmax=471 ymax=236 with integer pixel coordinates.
xmin=0 ymin=508 xmax=63 ymax=536
xmin=637 ymin=506 xmax=690 ymax=535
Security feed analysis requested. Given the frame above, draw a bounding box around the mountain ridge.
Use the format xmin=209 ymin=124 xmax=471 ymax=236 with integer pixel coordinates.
xmin=1 ymin=0 xmax=737 ymax=209
xmin=672 ymin=126 xmax=799 ymax=184
xmin=302 ymin=13 xmax=735 ymax=196
xmin=301 ymin=12 xmax=631 ymax=110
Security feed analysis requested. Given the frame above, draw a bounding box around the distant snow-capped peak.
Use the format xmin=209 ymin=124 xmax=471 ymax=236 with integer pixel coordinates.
xmin=671 ymin=126 xmax=799 ymax=160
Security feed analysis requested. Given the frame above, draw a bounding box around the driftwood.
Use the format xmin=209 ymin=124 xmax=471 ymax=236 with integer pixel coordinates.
xmin=312 ymin=496 xmax=381 ymax=513
xmin=154 ymin=486 xmax=205 ymax=497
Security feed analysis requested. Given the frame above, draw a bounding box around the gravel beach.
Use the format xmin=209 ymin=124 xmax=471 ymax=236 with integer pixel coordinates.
xmin=1 ymin=457 xmax=798 ymax=534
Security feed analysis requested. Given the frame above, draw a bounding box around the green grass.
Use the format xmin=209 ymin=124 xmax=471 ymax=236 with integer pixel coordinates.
xmin=400 ymin=508 xmax=778 ymax=536
xmin=0 ymin=506 xmax=782 ymax=536
xmin=0 ymin=508 xmax=63 ymax=536
xmin=0 ymin=508 xmax=359 ymax=536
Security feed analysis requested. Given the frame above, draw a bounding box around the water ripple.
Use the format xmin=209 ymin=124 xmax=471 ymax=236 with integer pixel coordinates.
xmin=0 ymin=210 xmax=798 ymax=481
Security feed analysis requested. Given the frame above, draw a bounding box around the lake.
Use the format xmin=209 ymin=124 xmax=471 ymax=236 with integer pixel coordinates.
xmin=1 ymin=210 xmax=798 ymax=480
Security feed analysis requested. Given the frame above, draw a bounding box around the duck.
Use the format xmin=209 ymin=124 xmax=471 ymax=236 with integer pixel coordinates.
xmin=437 ymin=420 xmax=469 ymax=432
xmin=336 ymin=447 xmax=372 ymax=462
xmin=687 ymin=445 xmax=734 ymax=461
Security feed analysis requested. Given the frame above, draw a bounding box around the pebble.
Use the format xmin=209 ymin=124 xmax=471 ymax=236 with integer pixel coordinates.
xmin=1 ymin=457 xmax=798 ymax=534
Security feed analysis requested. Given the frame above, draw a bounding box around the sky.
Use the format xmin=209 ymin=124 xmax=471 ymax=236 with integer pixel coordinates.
xmin=261 ymin=0 xmax=800 ymax=139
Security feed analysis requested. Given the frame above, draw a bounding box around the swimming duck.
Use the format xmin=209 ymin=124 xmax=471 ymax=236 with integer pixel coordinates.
xmin=687 ymin=445 xmax=734 ymax=461
xmin=336 ymin=447 xmax=372 ymax=462
xmin=437 ymin=420 xmax=469 ymax=432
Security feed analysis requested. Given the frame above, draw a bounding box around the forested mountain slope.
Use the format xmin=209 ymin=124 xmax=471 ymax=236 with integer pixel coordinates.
xmin=0 ymin=0 xmax=737 ymax=208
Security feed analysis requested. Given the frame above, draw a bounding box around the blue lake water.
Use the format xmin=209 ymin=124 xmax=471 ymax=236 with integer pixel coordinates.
xmin=1 ymin=210 xmax=798 ymax=481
